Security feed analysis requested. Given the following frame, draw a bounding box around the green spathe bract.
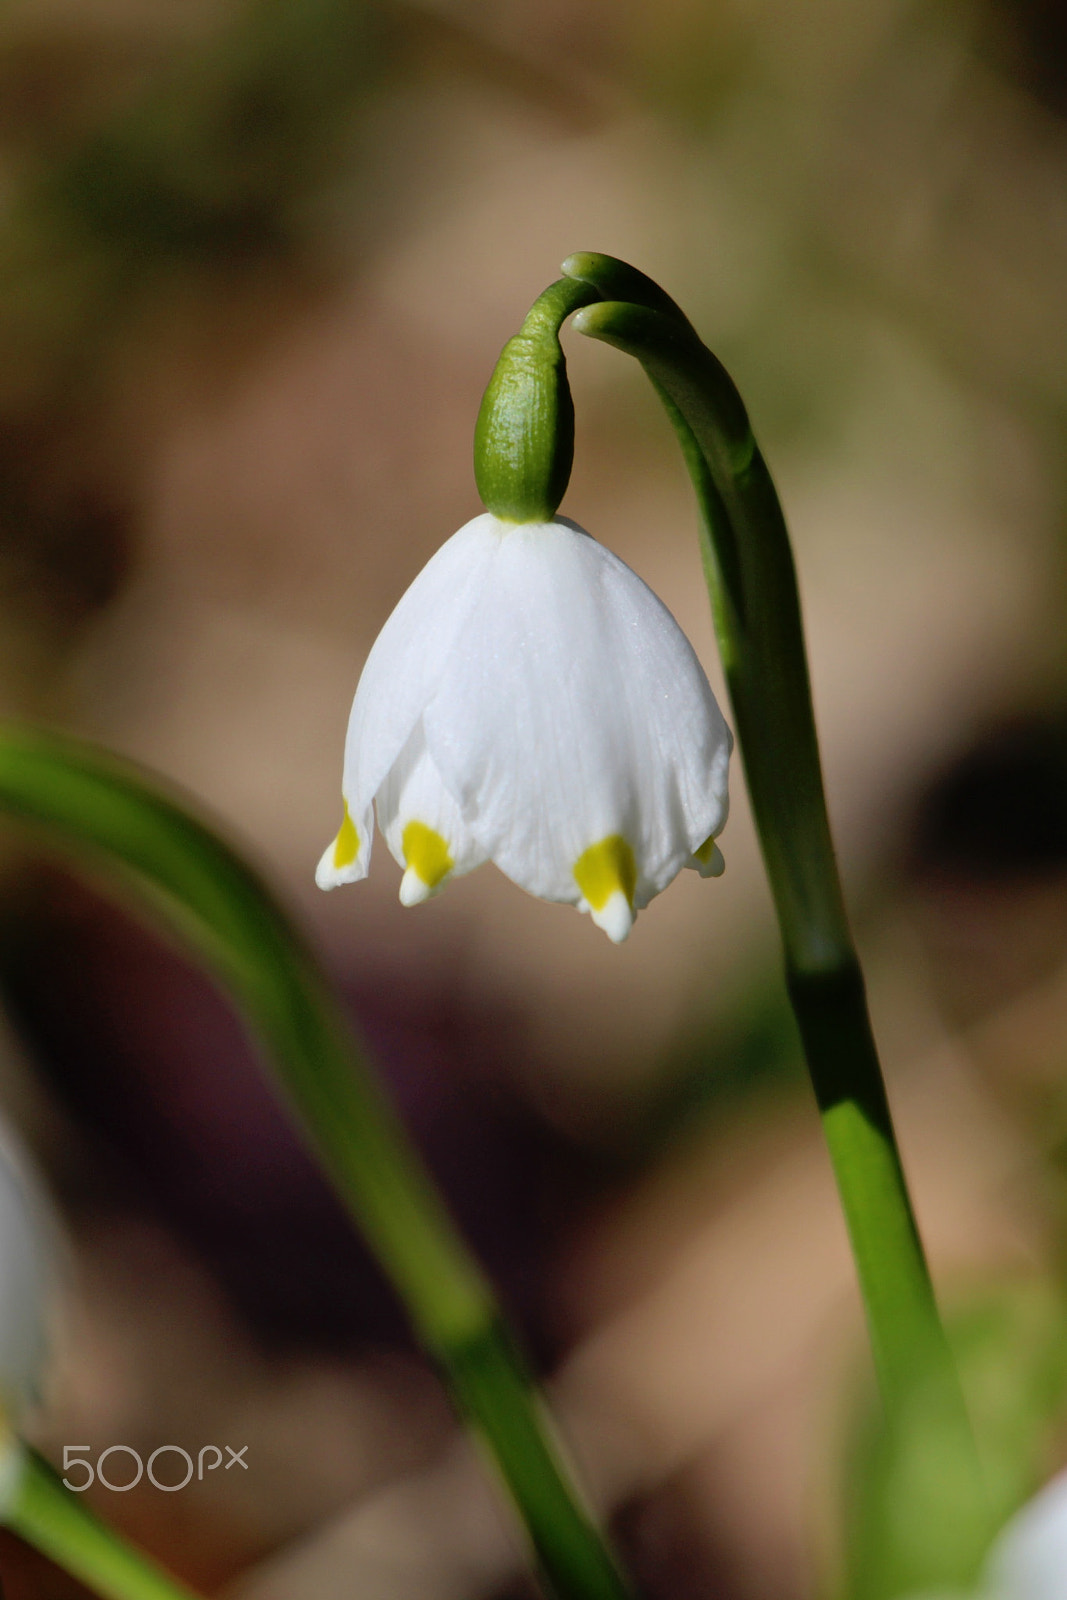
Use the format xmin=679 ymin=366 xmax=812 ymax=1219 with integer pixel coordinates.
xmin=473 ymin=276 xmax=599 ymax=522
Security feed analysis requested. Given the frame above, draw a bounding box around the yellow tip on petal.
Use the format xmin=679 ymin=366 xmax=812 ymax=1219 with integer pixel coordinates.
xmin=590 ymin=890 xmax=634 ymax=943
xmin=692 ymin=833 xmax=726 ymax=878
xmin=574 ymin=834 xmax=637 ymax=927
xmin=400 ymin=820 xmax=454 ymax=904
xmin=333 ymin=801 xmax=360 ymax=871
xmin=316 ymin=801 xmax=363 ymax=890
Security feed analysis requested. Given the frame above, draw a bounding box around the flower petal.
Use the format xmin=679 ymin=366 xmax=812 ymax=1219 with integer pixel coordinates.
xmin=574 ymin=835 xmax=637 ymax=943
xmin=984 ymin=1467 xmax=1067 ymax=1600
xmin=687 ymin=833 xmax=726 ymax=879
xmin=318 ymin=513 xmax=501 ymax=891
xmin=422 ymin=519 xmax=731 ymax=909
xmin=315 ymin=795 xmax=374 ymax=890
xmin=340 ymin=513 xmax=502 ymax=822
xmin=376 ymin=721 xmax=487 ymax=904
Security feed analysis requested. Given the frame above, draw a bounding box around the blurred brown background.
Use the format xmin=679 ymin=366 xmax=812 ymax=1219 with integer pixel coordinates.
xmin=0 ymin=0 xmax=1066 ymax=1596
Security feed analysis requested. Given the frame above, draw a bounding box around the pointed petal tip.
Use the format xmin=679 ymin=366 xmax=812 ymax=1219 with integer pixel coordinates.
xmin=316 ymin=800 xmax=368 ymax=890
xmin=590 ymin=890 xmax=634 ymax=944
xmin=690 ymin=837 xmax=726 ymax=879
xmin=315 ymin=840 xmax=367 ymax=891
xmin=399 ymin=866 xmax=433 ymax=907
xmin=315 ymin=844 xmax=342 ymax=890
xmin=701 ymin=843 xmax=726 ymax=878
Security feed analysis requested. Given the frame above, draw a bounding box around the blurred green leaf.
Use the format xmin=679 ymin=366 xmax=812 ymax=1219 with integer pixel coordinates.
xmin=37 ymin=0 xmax=388 ymax=262
xmin=840 ymin=1281 xmax=1067 ymax=1600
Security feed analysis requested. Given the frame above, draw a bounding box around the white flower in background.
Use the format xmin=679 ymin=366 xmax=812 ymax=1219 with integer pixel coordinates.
xmin=904 ymin=1467 xmax=1067 ymax=1600
xmin=317 ymin=513 xmax=732 ymax=942
xmin=981 ymin=1468 xmax=1067 ymax=1600
xmin=0 ymin=1124 xmax=53 ymax=1508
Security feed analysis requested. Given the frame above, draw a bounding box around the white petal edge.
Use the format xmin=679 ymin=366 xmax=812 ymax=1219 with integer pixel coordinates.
xmin=589 ymin=890 xmax=634 ymax=944
xmin=375 ymin=722 xmax=487 ymax=904
xmin=317 ymin=513 xmax=503 ymax=893
xmin=688 ymin=840 xmax=726 ymax=879
xmin=340 ymin=514 xmax=503 ymax=821
xmin=984 ymin=1466 xmax=1067 ymax=1600
xmin=315 ymin=801 xmax=373 ymax=890
xmin=0 ymin=1125 xmax=55 ymax=1420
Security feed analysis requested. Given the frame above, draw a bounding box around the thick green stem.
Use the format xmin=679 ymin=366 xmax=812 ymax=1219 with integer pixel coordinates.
xmin=786 ymin=963 xmax=944 ymax=1394
xmin=449 ymin=1322 xmax=617 ymax=1597
xmin=0 ymin=727 xmax=631 ymax=1600
xmin=4 ymin=1448 xmax=199 ymax=1600
xmin=562 ymin=254 xmax=971 ymax=1433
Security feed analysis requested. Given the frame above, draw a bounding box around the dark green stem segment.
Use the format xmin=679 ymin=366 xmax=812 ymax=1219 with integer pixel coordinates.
xmin=0 ymin=727 xmax=632 ymax=1600
xmin=5 ymin=1449 xmax=199 ymax=1600
xmin=449 ymin=1322 xmax=618 ymax=1599
xmin=562 ymin=253 xmax=969 ymax=1428
xmin=474 ymin=276 xmax=602 ymax=523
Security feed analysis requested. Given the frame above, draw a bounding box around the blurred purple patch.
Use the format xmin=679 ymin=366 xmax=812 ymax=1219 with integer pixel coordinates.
xmin=0 ymin=864 xmax=597 ymax=1361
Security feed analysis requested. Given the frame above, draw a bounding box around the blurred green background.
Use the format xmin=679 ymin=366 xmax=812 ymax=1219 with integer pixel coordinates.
xmin=0 ymin=1 xmax=1066 ymax=1597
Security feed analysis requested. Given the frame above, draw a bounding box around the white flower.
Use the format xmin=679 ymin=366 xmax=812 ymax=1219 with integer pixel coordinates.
xmin=0 ymin=1138 xmax=48 ymax=1415
xmin=317 ymin=513 xmax=732 ymax=942
xmin=900 ymin=1468 xmax=1067 ymax=1600
xmin=0 ymin=1124 xmax=53 ymax=1510
xmin=981 ymin=1468 xmax=1067 ymax=1600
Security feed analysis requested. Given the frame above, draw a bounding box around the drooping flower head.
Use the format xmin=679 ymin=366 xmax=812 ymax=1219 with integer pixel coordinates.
xmin=317 ymin=274 xmax=732 ymax=941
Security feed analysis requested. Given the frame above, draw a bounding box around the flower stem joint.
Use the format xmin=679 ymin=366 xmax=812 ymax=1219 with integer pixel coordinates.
xmin=318 ymin=270 xmax=732 ymax=942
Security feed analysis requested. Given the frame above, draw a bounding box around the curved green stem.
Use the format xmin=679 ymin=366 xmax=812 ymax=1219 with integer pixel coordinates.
xmin=0 ymin=726 xmax=631 ymax=1600
xmin=562 ymin=254 xmax=973 ymax=1435
xmin=4 ymin=1448 xmax=199 ymax=1600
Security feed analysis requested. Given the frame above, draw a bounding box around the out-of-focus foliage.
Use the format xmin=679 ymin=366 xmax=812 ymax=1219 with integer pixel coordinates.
xmin=0 ymin=2 xmax=1064 ymax=1598
xmin=0 ymin=0 xmax=392 ymax=414
xmin=842 ymin=1285 xmax=1067 ymax=1600
xmin=37 ymin=0 xmax=384 ymax=257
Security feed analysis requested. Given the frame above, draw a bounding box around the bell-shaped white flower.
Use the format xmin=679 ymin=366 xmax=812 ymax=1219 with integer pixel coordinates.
xmin=317 ymin=513 xmax=731 ymax=942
